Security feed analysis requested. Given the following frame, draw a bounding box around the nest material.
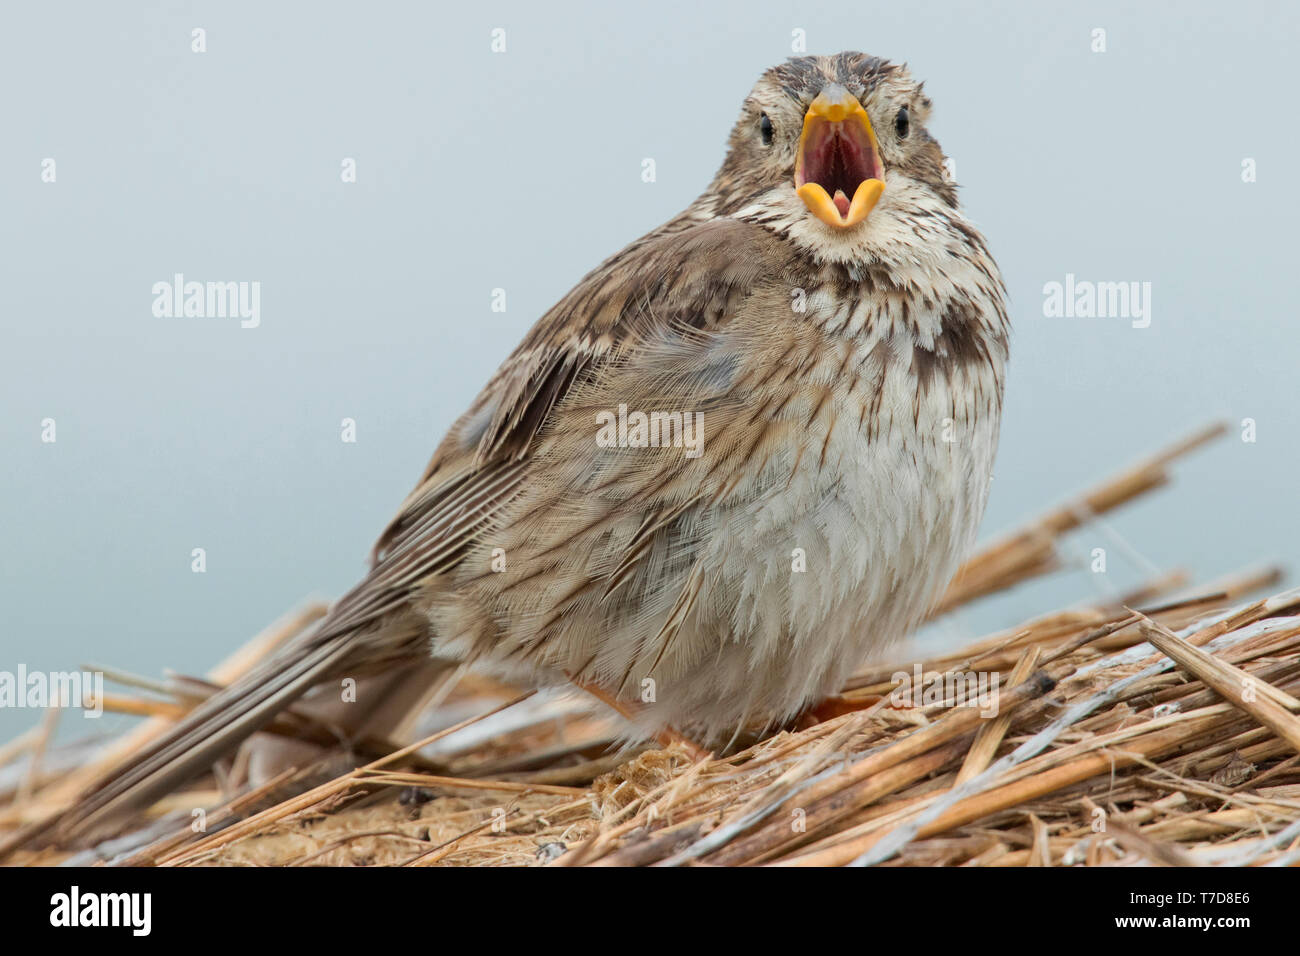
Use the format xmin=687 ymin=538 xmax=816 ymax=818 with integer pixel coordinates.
xmin=5 ymin=421 xmax=1300 ymax=867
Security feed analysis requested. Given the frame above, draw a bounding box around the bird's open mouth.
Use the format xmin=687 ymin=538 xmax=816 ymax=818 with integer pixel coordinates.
xmin=794 ymin=87 xmax=886 ymax=229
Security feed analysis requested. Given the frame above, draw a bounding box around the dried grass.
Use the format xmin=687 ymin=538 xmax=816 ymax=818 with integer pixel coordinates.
xmin=5 ymin=421 xmax=1300 ymax=867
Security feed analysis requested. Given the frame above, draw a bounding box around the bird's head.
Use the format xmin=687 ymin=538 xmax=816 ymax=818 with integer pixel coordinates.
xmin=708 ymin=53 xmax=958 ymax=262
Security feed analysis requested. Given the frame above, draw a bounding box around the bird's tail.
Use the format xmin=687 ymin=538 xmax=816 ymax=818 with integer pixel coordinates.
xmin=61 ymin=634 xmax=355 ymax=841
xmin=31 ymin=621 xmax=450 ymax=847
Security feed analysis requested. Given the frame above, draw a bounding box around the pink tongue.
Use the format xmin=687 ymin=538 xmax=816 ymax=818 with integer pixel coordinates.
xmin=833 ymin=189 xmax=851 ymax=217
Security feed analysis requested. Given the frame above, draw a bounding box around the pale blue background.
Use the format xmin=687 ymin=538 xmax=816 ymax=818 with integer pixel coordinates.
xmin=2 ymin=0 xmax=1297 ymax=741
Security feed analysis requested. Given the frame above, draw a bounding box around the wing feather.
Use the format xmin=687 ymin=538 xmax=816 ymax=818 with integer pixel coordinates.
xmin=44 ymin=217 xmax=803 ymax=841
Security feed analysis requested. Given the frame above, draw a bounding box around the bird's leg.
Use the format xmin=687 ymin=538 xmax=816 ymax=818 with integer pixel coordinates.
xmin=569 ymin=677 xmax=711 ymax=762
xmin=795 ymin=691 xmax=888 ymax=729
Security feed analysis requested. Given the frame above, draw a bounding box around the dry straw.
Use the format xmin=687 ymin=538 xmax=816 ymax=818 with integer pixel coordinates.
xmin=4 ymin=421 xmax=1299 ymax=866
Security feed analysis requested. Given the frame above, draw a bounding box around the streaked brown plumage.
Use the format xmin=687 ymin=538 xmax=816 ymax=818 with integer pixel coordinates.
xmin=56 ymin=52 xmax=1008 ymax=839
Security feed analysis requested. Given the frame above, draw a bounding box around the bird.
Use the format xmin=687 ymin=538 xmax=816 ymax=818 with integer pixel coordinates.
xmin=55 ymin=51 xmax=1009 ymax=840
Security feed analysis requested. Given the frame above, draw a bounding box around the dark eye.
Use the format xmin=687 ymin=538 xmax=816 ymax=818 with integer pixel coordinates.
xmin=895 ymin=106 xmax=910 ymax=139
xmin=760 ymin=112 xmax=773 ymax=145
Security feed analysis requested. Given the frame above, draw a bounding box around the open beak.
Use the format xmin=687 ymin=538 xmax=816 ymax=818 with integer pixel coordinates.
xmin=794 ymin=85 xmax=885 ymax=229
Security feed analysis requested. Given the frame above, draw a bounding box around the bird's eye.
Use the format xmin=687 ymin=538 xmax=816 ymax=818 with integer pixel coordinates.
xmin=895 ymin=106 xmax=910 ymax=139
xmin=760 ymin=112 xmax=774 ymax=146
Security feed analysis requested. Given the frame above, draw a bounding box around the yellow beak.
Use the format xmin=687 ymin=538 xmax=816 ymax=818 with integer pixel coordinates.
xmin=794 ymin=86 xmax=886 ymax=229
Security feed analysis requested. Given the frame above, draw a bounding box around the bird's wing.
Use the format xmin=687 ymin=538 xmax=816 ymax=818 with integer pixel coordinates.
xmin=359 ymin=218 xmax=802 ymax=621
xmin=445 ymin=225 xmax=822 ymax=692
xmin=45 ymin=217 xmax=800 ymax=842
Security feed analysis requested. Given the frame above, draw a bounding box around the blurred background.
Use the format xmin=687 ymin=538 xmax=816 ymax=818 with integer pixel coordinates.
xmin=2 ymin=0 xmax=1297 ymax=742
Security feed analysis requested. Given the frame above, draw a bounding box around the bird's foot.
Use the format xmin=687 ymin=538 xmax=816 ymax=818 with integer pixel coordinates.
xmin=795 ymin=692 xmax=886 ymax=729
xmin=568 ymin=675 xmax=711 ymax=763
xmin=653 ymin=726 xmax=712 ymax=763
